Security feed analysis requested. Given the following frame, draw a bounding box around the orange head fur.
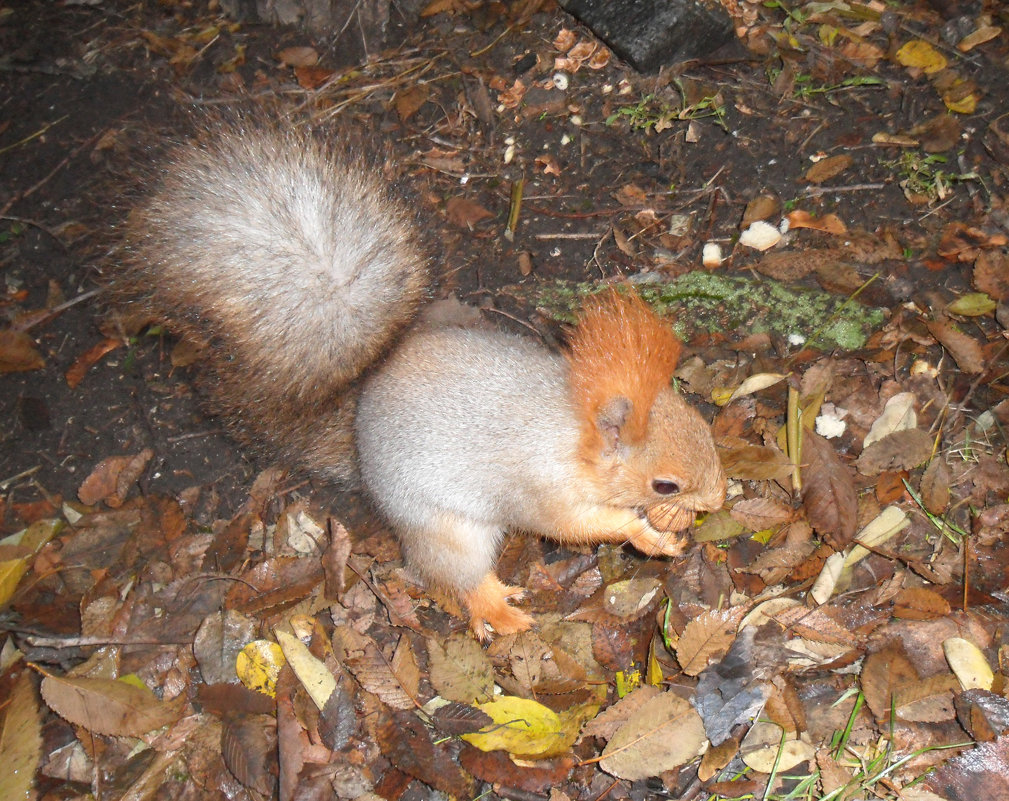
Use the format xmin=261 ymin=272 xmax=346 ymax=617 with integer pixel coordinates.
xmin=567 ymin=290 xmax=682 ymax=454
xmin=566 ymin=289 xmax=726 ymax=533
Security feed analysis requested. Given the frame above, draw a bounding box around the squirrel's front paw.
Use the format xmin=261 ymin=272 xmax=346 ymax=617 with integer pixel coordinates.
xmin=464 ymin=574 xmax=535 ymax=642
xmin=630 ymin=516 xmax=689 ymax=558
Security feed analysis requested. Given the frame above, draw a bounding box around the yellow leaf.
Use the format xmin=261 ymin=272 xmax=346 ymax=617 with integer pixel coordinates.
xmin=0 ymin=558 xmax=29 ymax=608
xmin=944 ymin=91 xmax=977 ymax=114
xmin=943 ymin=637 xmax=993 ymax=691
xmin=236 ymin=639 xmax=286 ymax=698
xmin=947 ymin=292 xmax=996 ymax=316
xmin=275 ymin=629 xmax=335 ymax=710
xmin=461 ymin=696 xmax=568 ymax=757
xmin=895 ymin=40 xmax=947 ymax=74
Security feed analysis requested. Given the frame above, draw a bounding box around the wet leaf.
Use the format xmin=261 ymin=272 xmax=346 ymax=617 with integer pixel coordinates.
xmin=0 ymin=672 xmax=42 ymax=801
xmin=801 ymin=431 xmax=858 ymax=549
xmin=927 ymin=317 xmax=986 ymax=373
xmin=221 ymin=713 xmax=277 ymax=795
xmin=856 ymin=428 xmax=934 ymax=475
xmin=40 ymin=675 xmax=182 ymax=737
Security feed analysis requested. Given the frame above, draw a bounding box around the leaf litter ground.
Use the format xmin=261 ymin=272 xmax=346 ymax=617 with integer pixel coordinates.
xmin=2 ymin=1 xmax=1009 ymax=800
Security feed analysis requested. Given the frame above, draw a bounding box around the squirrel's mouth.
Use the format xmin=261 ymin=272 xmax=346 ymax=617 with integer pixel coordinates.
xmin=643 ymin=504 xmax=696 ymax=533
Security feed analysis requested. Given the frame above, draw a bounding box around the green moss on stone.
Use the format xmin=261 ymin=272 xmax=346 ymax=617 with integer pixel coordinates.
xmin=534 ymin=272 xmax=885 ymax=351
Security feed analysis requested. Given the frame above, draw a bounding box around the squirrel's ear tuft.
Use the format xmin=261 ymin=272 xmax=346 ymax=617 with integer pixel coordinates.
xmin=568 ymin=290 xmax=681 ymax=456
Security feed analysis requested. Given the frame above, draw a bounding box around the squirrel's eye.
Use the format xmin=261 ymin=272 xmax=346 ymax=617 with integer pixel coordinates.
xmin=652 ymin=480 xmax=680 ymax=496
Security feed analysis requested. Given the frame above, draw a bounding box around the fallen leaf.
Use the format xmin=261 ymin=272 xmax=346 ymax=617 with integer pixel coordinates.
xmin=65 ymin=337 xmax=121 ymax=387
xmin=895 ymin=40 xmax=947 ymax=74
xmin=275 ymin=46 xmax=318 ymax=67
xmin=598 ymin=691 xmax=705 ymax=780
xmin=801 ymin=432 xmax=858 ymax=549
xmin=0 ymin=329 xmax=45 ymax=373
xmin=863 ymin=391 xmax=917 ymax=447
xmin=972 ymin=250 xmax=1009 ymax=300
xmin=0 ymin=672 xmax=42 ymax=801
xmin=786 ymin=210 xmax=847 ymax=234
xmin=804 ymin=154 xmax=852 ymax=184
xmin=462 ymin=696 xmax=569 ymax=758
xmin=856 ymin=428 xmax=934 ymax=475
xmin=676 ymin=606 xmax=746 ymax=676
xmin=944 ymin=637 xmax=994 ymax=691
xmin=729 ymin=497 xmax=795 ymax=531
xmin=40 ymin=675 xmax=182 ymax=737
xmin=445 ymin=196 xmax=494 ymax=228
xmin=77 ymin=449 xmax=154 ymax=507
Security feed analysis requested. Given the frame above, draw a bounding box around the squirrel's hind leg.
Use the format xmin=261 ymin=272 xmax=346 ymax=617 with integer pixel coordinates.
xmin=463 ymin=574 xmax=535 ymax=642
xmin=395 ymin=511 xmax=534 ymax=640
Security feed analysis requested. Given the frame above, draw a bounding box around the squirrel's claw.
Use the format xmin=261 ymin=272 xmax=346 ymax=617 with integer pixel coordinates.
xmin=464 ymin=574 xmax=535 ymax=642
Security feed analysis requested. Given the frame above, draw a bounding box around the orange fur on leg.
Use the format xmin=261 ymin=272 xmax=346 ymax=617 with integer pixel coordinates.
xmin=567 ymin=291 xmax=681 ymax=455
xmin=463 ymin=573 xmax=535 ymax=641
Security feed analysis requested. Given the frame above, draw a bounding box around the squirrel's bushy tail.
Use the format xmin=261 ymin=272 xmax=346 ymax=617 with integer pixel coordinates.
xmin=117 ymin=121 xmax=431 ymax=480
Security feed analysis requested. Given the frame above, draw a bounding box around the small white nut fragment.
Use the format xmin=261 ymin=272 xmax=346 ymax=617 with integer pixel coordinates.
xmin=739 ymin=220 xmax=782 ymax=251
xmin=702 ymin=242 xmax=723 ymax=267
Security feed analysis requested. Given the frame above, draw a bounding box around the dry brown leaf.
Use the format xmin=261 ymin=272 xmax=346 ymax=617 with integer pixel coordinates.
xmin=275 ymin=46 xmax=318 ymax=67
xmin=893 ymin=587 xmax=952 ymax=620
xmin=0 ymin=671 xmax=42 ymax=801
xmin=729 ymin=497 xmax=795 ymax=531
xmin=598 ymin=691 xmax=705 ymax=780
xmin=973 ymin=250 xmax=1009 ymax=301
xmin=861 ymin=641 xmax=919 ymax=720
xmin=376 ymin=708 xmax=475 ymax=798
xmin=395 ymin=84 xmax=430 ymax=122
xmin=580 ymin=685 xmax=662 ymax=742
xmin=926 ymin=317 xmax=986 ymax=373
xmin=342 ymin=632 xmax=418 ymax=710
xmin=445 ymin=196 xmax=494 ymax=229
xmin=753 ymin=250 xmax=820 ymax=280
xmin=787 ymin=210 xmax=848 ymax=234
xmin=65 ymin=337 xmax=121 ymax=388
xmin=771 ymin=605 xmax=856 ymax=646
xmin=804 ymin=154 xmax=853 ymax=184
xmin=800 ymin=432 xmax=858 ymax=549
xmin=427 ymin=634 xmax=494 ymax=704
xmin=741 ymin=193 xmax=781 ymax=227
xmin=927 ymin=735 xmax=1009 ymax=799
xmin=719 ymin=444 xmax=794 ymax=481
xmin=676 ymin=607 xmax=746 ymax=676
xmin=77 ymin=448 xmax=154 ymax=507
xmin=0 ymin=329 xmax=45 ymax=373
xmin=856 ymin=429 xmax=934 ymax=475
xmin=919 ymin=458 xmax=952 ymax=515
xmin=293 ymin=66 xmax=334 ymax=90
xmin=221 ymin=713 xmax=277 ymax=796
xmin=40 ymin=675 xmax=183 ymax=737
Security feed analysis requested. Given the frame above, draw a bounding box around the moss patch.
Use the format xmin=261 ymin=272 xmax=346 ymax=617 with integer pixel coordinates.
xmin=533 ymin=272 xmax=885 ymax=351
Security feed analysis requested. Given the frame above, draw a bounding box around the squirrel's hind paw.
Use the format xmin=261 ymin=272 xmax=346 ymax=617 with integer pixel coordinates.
xmin=464 ymin=574 xmax=534 ymax=642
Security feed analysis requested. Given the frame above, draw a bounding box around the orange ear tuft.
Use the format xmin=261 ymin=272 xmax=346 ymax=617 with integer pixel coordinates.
xmin=567 ymin=290 xmax=682 ymax=451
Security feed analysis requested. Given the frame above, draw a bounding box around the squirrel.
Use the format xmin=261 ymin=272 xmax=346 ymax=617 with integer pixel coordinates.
xmin=117 ymin=122 xmax=727 ymax=640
